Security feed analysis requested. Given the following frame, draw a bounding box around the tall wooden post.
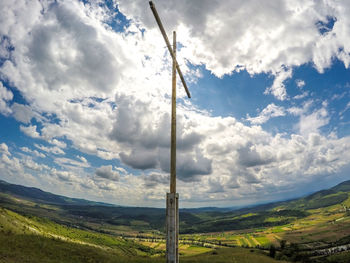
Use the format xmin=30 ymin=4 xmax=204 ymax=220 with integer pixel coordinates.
xmin=166 ymin=31 xmax=179 ymax=263
xmin=170 ymin=31 xmax=177 ymax=195
xmin=149 ymin=2 xmax=191 ymax=262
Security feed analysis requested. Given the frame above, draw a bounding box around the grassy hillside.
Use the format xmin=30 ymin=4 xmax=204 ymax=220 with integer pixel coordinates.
xmin=0 ymin=179 xmax=116 ymax=206
xmin=1 ymin=179 xmax=350 ymax=234
xmin=0 ymin=207 xmax=288 ymax=263
xmin=1 ymin=179 xmax=350 ymax=262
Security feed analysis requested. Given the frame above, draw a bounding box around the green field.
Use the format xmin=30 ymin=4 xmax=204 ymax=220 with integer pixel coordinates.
xmin=181 ymin=194 xmax=350 ymax=249
xmin=0 ymin=208 xmax=290 ymax=263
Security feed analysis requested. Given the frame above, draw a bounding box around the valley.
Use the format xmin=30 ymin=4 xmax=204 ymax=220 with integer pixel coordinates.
xmin=1 ymin=179 xmax=350 ymax=262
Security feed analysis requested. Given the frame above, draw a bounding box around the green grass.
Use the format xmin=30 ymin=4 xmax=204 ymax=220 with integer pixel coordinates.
xmin=180 ymin=247 xmax=290 ymax=263
xmin=0 ymin=233 xmax=290 ymax=263
xmin=0 ymin=232 xmax=165 ymax=263
xmin=255 ymin=236 xmax=271 ymax=247
xmin=0 ymin=207 xmax=292 ymax=263
xmin=0 ymin=208 xmax=161 ymax=257
xmin=323 ymin=251 xmax=350 ymax=263
xmin=239 ymin=237 xmax=249 ymax=246
xmin=342 ymin=194 xmax=350 ymax=207
xmin=2 ymin=179 xmax=350 ymax=262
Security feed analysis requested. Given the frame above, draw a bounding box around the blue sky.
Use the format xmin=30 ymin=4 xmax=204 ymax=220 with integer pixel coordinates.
xmin=0 ymin=0 xmax=350 ymax=207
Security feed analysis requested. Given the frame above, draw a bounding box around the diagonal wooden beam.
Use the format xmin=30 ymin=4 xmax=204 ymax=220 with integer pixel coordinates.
xmin=149 ymin=1 xmax=191 ymax=99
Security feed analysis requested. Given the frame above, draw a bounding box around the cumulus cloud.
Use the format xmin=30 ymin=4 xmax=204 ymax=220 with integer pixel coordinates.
xmin=54 ymin=157 xmax=90 ymax=169
xmin=49 ymin=139 xmax=67 ymax=149
xmin=11 ymin=103 xmax=36 ymax=123
xmin=110 ymin=95 xmax=170 ymax=149
xmin=120 ymin=149 xmax=158 ymax=170
xmin=175 ymin=151 xmax=212 ymax=181
xmin=51 ymin=168 xmax=78 ymax=182
xmin=247 ymin=103 xmax=286 ymax=124
xmin=0 ymin=149 xmax=46 ymax=184
xmin=207 ymin=178 xmax=225 ymax=193
xmin=143 ymin=172 xmax=169 ymax=188
xmin=299 ymin=107 xmax=330 ymax=136
xmin=0 ymin=1 xmax=125 ymax=109
xmin=0 ymin=82 xmax=13 ymax=115
xmin=0 ymin=142 xmax=11 ymax=156
xmin=287 ymin=100 xmax=313 ymax=116
xmin=119 ymin=0 xmax=350 ymax=100
xmin=296 ymin=79 xmax=306 ymax=88
xmin=22 ymin=158 xmax=48 ymax=171
xmin=0 ymin=153 xmax=24 ymax=175
xmin=77 ymin=155 xmax=88 ymax=163
xmin=110 ymin=94 xmax=209 ymax=178
xmin=34 ymin=143 xmax=65 ymax=155
xmin=264 ymin=68 xmax=292 ymax=100
xmin=20 ymin=146 xmax=46 ymax=158
xmin=293 ymin=91 xmax=309 ymax=100
xmin=20 ymin=125 xmax=41 ymax=138
xmin=95 ymin=165 xmax=120 ymax=181
xmin=237 ymin=143 xmax=275 ymax=168
xmin=0 ymin=36 xmax=13 ymax=60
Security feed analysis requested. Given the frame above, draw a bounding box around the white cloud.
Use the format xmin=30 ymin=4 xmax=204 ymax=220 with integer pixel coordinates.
xmin=34 ymin=143 xmax=65 ymax=155
xmin=95 ymin=165 xmax=120 ymax=181
xmin=22 ymin=157 xmax=48 ymax=171
xmin=0 ymin=154 xmax=23 ymax=175
xmin=0 ymin=36 xmax=12 ymax=60
xmin=0 ymin=142 xmax=11 ymax=156
xmin=299 ymin=107 xmax=330 ymax=136
xmin=264 ymin=68 xmax=292 ymax=100
xmin=0 ymin=0 xmax=128 ymax=113
xmin=207 ymin=178 xmax=225 ymax=193
xmin=332 ymin=92 xmax=347 ymax=101
xmin=77 ymin=155 xmax=87 ymax=164
xmin=247 ymin=103 xmax=286 ymax=125
xmin=296 ymin=79 xmax=306 ymax=88
xmin=142 ymin=172 xmax=169 ymax=188
xmin=340 ymin=102 xmax=350 ymax=118
xmin=20 ymin=125 xmax=41 ymax=138
xmin=51 ymin=168 xmax=79 ymax=182
xmin=54 ymin=157 xmax=90 ymax=169
xmin=11 ymin=103 xmax=37 ymax=123
xmin=287 ymin=100 xmax=313 ymax=116
xmin=119 ymin=0 xmax=350 ymax=100
xmin=293 ymin=91 xmax=309 ymax=100
xmin=49 ymin=139 xmax=67 ymax=149
xmin=20 ymin=146 xmax=46 ymax=158
xmin=0 ymin=82 xmax=13 ymax=115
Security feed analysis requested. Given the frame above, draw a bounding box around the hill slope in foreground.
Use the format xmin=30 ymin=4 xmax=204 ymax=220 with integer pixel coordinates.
xmin=1 ymin=179 xmax=350 ymax=262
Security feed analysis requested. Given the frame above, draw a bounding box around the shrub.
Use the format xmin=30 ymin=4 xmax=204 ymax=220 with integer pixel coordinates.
xmin=269 ymin=245 xmax=276 ymax=258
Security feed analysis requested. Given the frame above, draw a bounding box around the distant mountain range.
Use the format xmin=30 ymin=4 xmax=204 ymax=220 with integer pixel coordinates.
xmin=1 ymin=179 xmax=350 ymax=233
xmin=0 ymin=179 xmax=116 ymax=207
xmin=0 ymin=179 xmax=233 ymax=212
xmin=2 ymin=178 xmax=349 ymax=210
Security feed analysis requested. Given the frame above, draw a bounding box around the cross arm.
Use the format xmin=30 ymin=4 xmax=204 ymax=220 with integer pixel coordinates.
xmin=149 ymin=1 xmax=191 ymax=99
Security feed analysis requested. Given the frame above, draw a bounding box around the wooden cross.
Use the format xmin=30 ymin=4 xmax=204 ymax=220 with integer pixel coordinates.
xmin=149 ymin=1 xmax=191 ymax=262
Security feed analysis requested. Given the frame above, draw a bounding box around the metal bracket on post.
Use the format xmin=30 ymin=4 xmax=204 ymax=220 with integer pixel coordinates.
xmin=166 ymin=193 xmax=179 ymax=263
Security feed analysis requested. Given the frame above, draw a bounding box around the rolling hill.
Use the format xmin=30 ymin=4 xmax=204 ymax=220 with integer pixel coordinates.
xmin=1 ymin=179 xmax=350 ymax=233
xmin=1 ymin=179 xmax=350 ymax=262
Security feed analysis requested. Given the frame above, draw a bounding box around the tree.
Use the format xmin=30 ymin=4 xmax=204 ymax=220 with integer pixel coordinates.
xmin=280 ymin=239 xmax=287 ymax=249
xmin=269 ymin=244 xmax=276 ymax=258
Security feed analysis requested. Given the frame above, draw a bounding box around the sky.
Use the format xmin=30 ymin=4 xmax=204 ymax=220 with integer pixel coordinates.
xmin=0 ymin=0 xmax=350 ymax=208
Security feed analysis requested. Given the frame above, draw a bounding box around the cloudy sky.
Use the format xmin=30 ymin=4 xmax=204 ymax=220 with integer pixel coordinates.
xmin=0 ymin=0 xmax=350 ymax=208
